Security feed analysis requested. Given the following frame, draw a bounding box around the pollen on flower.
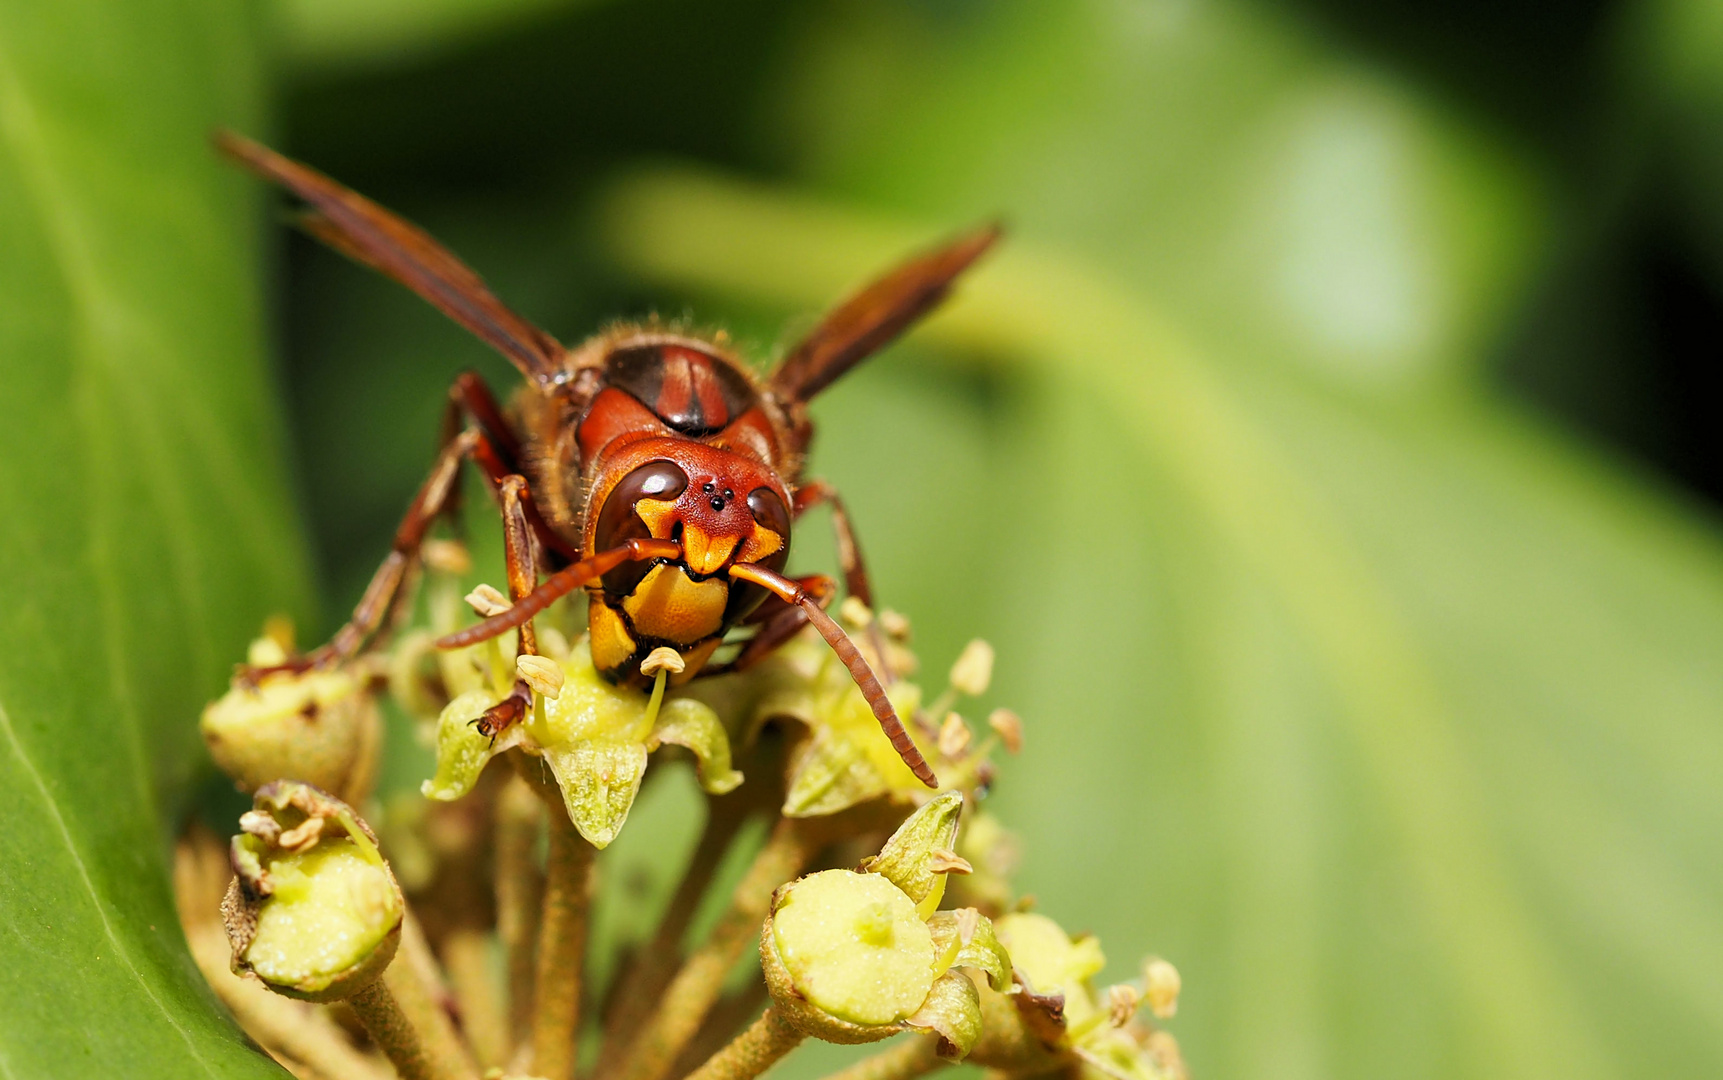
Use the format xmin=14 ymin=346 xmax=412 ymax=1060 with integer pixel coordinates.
xmin=938 ymin=712 xmax=972 ymax=757
xmin=1144 ymin=957 xmax=1181 ymax=1018
xmin=421 ymin=538 xmax=472 ymax=575
xmin=949 ymin=639 xmax=994 ymax=697
xmin=1107 ymin=983 xmax=1142 ymax=1027
xmin=639 ymin=646 xmax=686 ymax=677
xmin=928 ymin=848 xmax=973 ymax=876
xmin=839 ymin=596 xmax=873 ymax=628
xmin=464 ymin=583 xmax=511 ymax=617
xmin=516 ymin=654 xmax=565 ymax=699
xmin=987 ymin=707 xmax=1024 ymax=753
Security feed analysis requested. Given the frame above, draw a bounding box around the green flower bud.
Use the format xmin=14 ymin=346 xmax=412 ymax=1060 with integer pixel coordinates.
xmin=201 ymin=639 xmax=380 ymax=803
xmin=221 ymin=782 xmax=402 ymax=1003
xmin=861 ymin=791 xmax=966 ymax=917
xmin=758 ymin=792 xmax=999 ymax=1060
xmin=905 ymin=970 xmax=984 ymax=1060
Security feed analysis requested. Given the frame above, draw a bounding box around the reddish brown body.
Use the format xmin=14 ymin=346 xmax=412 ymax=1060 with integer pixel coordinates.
xmin=530 ymin=334 xmax=797 ymax=684
xmin=219 ymin=132 xmax=998 ymax=787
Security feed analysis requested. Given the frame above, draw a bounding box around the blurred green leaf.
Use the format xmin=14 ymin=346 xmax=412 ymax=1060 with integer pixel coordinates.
xmin=761 ymin=0 xmax=1546 ymax=398
xmin=593 ymin=165 xmax=1723 ymax=1080
xmin=273 ymin=0 xmax=610 ymax=76
xmin=0 ymin=1 xmax=310 ymax=1075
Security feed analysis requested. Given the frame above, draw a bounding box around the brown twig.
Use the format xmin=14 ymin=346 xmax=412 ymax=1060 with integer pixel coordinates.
xmin=680 ymin=1007 xmax=804 ymax=1080
xmin=532 ymin=806 xmax=596 ymax=1080
xmin=496 ymin=772 xmax=545 ymax=1055
xmin=596 ymin=798 xmax=751 ymax=1071
xmin=349 ymin=960 xmax=479 ymax=1080
xmin=612 ymin=817 xmax=822 ymax=1080
xmin=442 ymin=928 xmax=510 ymax=1068
xmin=817 ymin=1035 xmax=945 ymax=1080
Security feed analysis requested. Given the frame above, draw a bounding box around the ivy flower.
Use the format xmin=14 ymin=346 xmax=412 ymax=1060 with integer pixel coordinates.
xmin=694 ymin=610 xmax=1010 ymax=818
xmin=970 ymin=912 xmax=1186 ymax=1080
xmin=759 ymin=792 xmax=1012 ymax=1060
xmin=421 ymin=636 xmax=741 ymax=848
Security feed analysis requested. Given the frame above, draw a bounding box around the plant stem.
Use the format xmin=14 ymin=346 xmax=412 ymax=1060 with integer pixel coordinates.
xmin=188 ymin=922 xmax=390 ymax=1080
xmin=818 ymin=1035 xmax=946 ymax=1080
xmin=596 ymin=800 xmax=749 ymax=1071
xmin=350 ymin=968 xmax=477 ymax=1080
xmin=496 ymin=773 xmax=545 ymax=1054
xmin=532 ymin=806 xmax=596 ymax=1080
xmin=681 ymin=1008 xmax=805 ymax=1080
xmin=613 ymin=817 xmax=820 ymax=1080
xmin=442 ymin=927 xmax=510 ymax=1069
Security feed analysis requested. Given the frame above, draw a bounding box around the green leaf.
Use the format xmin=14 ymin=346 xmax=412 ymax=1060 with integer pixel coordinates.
xmin=273 ymin=0 xmax=612 ymax=76
xmin=591 ymin=167 xmax=1723 ymax=1079
xmin=0 ymin=2 xmax=312 ymax=1076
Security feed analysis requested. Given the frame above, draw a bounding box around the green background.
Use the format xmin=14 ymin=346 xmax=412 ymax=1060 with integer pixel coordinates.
xmin=3 ymin=0 xmax=1723 ymax=1077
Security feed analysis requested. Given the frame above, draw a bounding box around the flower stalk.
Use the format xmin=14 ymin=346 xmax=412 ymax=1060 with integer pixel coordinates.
xmin=531 ymin=796 xmax=597 ymax=1080
xmin=680 ymin=1007 xmax=805 ymax=1080
xmin=612 ymin=815 xmax=824 ymax=1080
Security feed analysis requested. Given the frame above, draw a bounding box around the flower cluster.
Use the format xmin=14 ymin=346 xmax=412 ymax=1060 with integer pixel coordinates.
xmin=179 ymin=550 xmax=1187 ymax=1080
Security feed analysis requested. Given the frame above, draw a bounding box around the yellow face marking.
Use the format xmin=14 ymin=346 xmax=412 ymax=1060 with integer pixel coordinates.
xmin=622 ymin=564 xmax=728 ymax=643
xmin=634 ymin=498 xmax=678 ymax=540
xmin=588 ymin=601 xmax=638 ymax=675
xmin=736 ymin=524 xmax=783 ymax=566
xmin=670 ymin=639 xmax=721 ymax=685
xmin=681 ymin=525 xmax=740 ymax=576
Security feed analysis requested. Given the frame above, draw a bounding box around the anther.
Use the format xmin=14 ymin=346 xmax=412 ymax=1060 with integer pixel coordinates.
xmin=639 ymin=646 xmax=685 ymax=678
xmin=515 ymin=654 xmax=564 ymax=700
xmin=465 ymin=583 xmax=511 ymax=618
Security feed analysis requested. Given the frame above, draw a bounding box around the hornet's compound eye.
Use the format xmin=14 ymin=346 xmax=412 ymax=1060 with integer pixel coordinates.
xmin=593 ymin=460 xmax=689 ymax=595
xmin=747 ymin=488 xmax=791 ymax=550
xmin=725 ymin=487 xmax=794 ymax=624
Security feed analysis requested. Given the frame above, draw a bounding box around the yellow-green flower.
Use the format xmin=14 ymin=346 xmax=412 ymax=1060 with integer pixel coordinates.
xmin=222 ymin=781 xmax=402 ymax=1003
xmin=970 ymin=911 xmax=1185 ymax=1080
xmin=421 ymin=639 xmax=740 ymax=848
xmin=691 ymin=613 xmax=1007 ymax=818
xmin=200 ymin=627 xmax=381 ymax=804
xmin=759 ymin=792 xmax=1011 ymax=1060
